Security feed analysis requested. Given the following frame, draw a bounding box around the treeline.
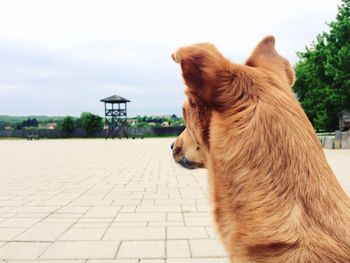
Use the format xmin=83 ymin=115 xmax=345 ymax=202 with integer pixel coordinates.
xmin=60 ymin=113 xmax=103 ymax=134
xmin=0 ymin=113 xmax=104 ymax=135
xmin=0 ymin=113 xmax=184 ymax=133
xmin=0 ymin=115 xmax=64 ymax=130
xmin=0 ymin=115 xmax=65 ymax=124
xmin=133 ymin=114 xmax=183 ymax=128
xmin=293 ymin=0 xmax=350 ymax=131
xmin=15 ymin=118 xmax=39 ymax=130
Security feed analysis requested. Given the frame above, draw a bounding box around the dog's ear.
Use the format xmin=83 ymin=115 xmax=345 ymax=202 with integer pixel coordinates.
xmin=246 ymin=36 xmax=295 ymax=86
xmin=172 ymin=43 xmax=233 ymax=105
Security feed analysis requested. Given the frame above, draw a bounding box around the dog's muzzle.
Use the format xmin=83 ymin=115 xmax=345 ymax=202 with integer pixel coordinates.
xmin=178 ymin=157 xmax=204 ymax=170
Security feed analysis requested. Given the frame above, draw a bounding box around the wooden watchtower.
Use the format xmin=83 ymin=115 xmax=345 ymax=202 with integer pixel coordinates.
xmin=100 ymin=95 xmax=130 ymax=139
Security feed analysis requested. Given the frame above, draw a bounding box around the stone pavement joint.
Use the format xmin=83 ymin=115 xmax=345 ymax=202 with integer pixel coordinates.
xmin=0 ymin=139 xmax=349 ymax=262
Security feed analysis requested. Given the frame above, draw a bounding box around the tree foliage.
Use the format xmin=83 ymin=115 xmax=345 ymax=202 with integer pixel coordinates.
xmin=132 ymin=115 xmax=184 ymax=127
xmin=0 ymin=121 xmax=9 ymax=130
xmin=80 ymin=112 xmax=103 ymax=134
xmin=15 ymin=118 xmax=39 ymax=130
xmin=293 ymin=0 xmax=350 ymax=131
xmin=61 ymin=116 xmax=76 ymax=133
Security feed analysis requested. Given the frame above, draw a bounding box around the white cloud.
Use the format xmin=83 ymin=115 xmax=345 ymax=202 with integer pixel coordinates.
xmin=0 ymin=0 xmax=341 ymax=55
xmin=0 ymin=0 xmax=342 ymax=116
xmin=0 ymin=84 xmax=19 ymax=92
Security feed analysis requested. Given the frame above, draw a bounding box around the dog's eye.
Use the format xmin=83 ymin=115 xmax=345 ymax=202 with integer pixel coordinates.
xmin=196 ymin=146 xmax=200 ymax=150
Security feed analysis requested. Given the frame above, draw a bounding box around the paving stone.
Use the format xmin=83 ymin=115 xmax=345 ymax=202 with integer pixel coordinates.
xmin=119 ymin=206 xmax=137 ymax=213
xmin=0 ymin=228 xmax=25 ymax=241
xmin=196 ymin=205 xmax=211 ymax=212
xmin=113 ymin=200 xmax=140 ymax=206
xmin=148 ymin=221 xmax=184 ymax=227
xmin=167 ymin=227 xmax=208 ymax=239
xmin=140 ymin=200 xmax=155 ymax=206
xmin=166 ymin=240 xmax=190 ymax=258
xmin=184 ymin=214 xmax=212 ymax=226
xmin=0 ymin=242 xmax=50 ymax=259
xmin=104 ymin=227 xmax=165 ymax=240
xmin=14 ymin=223 xmax=72 ymax=241
xmin=115 ymin=213 xmax=166 ymax=222
xmin=181 ymin=205 xmax=198 ymax=213
xmin=140 ymin=260 xmax=165 ymax=263
xmin=42 ymin=218 xmax=78 ymax=224
xmin=8 ymin=261 xmax=85 ymax=263
xmin=48 ymin=213 xmax=82 ymax=218
xmin=59 ymin=228 xmax=105 ymax=240
xmin=40 ymin=241 xmax=120 ymax=259
xmin=84 ymin=206 xmax=121 ymax=218
xmin=117 ymin=241 xmax=165 ymax=259
xmin=56 ymin=206 xmax=91 ymax=214
xmin=0 ymin=218 xmax=41 ymax=228
xmin=74 ymin=223 xmax=110 ymax=228
xmin=111 ymin=222 xmax=148 ymax=227
xmin=206 ymin=226 xmax=220 ymax=238
xmin=14 ymin=213 xmax=50 ymax=218
xmin=79 ymin=218 xmax=113 ymax=223
xmin=167 ymin=213 xmax=183 ymax=222
xmin=189 ymin=239 xmax=227 ymax=257
xmin=0 ymin=139 xmax=348 ymax=262
xmin=87 ymin=260 xmax=138 ymax=263
xmin=136 ymin=205 xmax=181 ymax=212
xmin=166 ymin=258 xmax=229 ymax=263
xmin=8 ymin=207 xmax=59 ymax=214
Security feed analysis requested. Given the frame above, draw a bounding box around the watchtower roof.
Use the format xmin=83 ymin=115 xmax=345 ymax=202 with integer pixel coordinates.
xmin=100 ymin=95 xmax=130 ymax=103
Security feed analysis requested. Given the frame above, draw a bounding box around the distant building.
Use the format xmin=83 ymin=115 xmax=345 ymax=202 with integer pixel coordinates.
xmin=129 ymin=120 xmax=137 ymax=126
xmin=161 ymin=121 xmax=171 ymax=127
xmin=40 ymin=122 xmax=57 ymax=130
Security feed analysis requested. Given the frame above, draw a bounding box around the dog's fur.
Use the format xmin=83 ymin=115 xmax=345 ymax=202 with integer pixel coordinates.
xmin=171 ymin=36 xmax=350 ymax=262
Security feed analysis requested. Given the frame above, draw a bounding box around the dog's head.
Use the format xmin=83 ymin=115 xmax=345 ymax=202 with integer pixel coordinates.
xmin=171 ymin=36 xmax=295 ymax=170
xmin=171 ymin=99 xmax=210 ymax=169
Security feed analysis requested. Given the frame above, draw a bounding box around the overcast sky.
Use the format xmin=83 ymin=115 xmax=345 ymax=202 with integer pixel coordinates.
xmin=0 ymin=0 xmax=342 ymax=117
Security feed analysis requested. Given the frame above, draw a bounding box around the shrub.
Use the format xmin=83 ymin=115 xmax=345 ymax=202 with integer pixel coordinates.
xmin=61 ymin=116 xmax=76 ymax=133
xmin=80 ymin=112 xmax=103 ymax=134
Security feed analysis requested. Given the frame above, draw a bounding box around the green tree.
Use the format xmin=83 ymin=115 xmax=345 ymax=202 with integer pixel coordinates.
xmin=135 ymin=121 xmax=148 ymax=128
xmin=80 ymin=112 xmax=103 ymax=134
xmin=0 ymin=121 xmax=9 ymax=130
xmin=293 ymin=0 xmax=350 ymax=131
xmin=21 ymin=118 xmax=39 ymax=128
xmin=61 ymin=116 xmax=76 ymax=133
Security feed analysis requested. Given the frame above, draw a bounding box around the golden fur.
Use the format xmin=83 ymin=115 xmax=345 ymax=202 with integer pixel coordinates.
xmin=171 ymin=36 xmax=350 ymax=262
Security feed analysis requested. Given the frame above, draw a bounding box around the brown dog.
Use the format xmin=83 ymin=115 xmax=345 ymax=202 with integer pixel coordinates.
xmin=171 ymin=36 xmax=350 ymax=262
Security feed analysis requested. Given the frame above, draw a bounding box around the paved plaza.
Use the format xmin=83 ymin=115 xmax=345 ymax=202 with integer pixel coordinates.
xmin=0 ymin=138 xmax=349 ymax=263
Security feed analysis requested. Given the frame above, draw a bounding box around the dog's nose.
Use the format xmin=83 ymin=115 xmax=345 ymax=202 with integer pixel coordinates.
xmin=170 ymin=142 xmax=174 ymax=150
